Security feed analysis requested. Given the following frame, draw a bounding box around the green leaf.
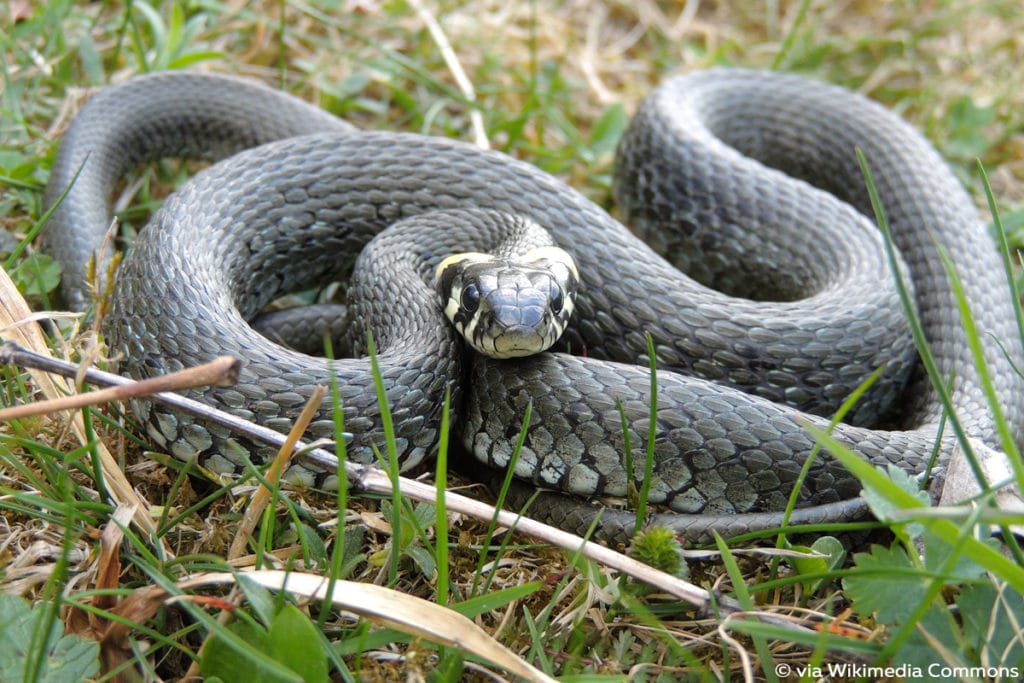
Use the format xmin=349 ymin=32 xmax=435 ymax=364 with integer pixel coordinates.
xmin=891 ymin=605 xmax=962 ymax=679
xmin=12 ymin=252 xmax=61 ymax=297
xmin=405 ymin=545 xmax=437 ymax=579
xmin=789 ymin=536 xmax=845 ymax=593
xmin=843 ymin=544 xmax=923 ymax=625
xmin=943 ymin=96 xmax=996 ymax=160
xmin=450 ymin=581 xmax=543 ymax=618
xmin=860 ymin=463 xmax=930 ymax=540
xmin=77 ymin=35 xmax=105 ymax=85
xmin=198 ymin=607 xmax=309 ymax=682
xmin=328 ymin=72 xmax=372 ymax=100
xmin=267 ymin=604 xmax=329 ymax=683
xmin=165 ymin=1 xmax=186 ymax=62
xmin=0 ymin=594 xmax=99 ymax=683
xmin=200 ymin=619 xmax=277 ymax=683
xmin=130 ymin=1 xmax=168 ymax=69
xmin=336 ymin=525 xmax=367 ymax=578
xmin=332 ymin=626 xmax=411 ymax=657
xmin=922 ymin=528 xmax=992 ymax=581
xmin=411 ymin=501 xmax=436 ymax=529
xmin=958 ymin=581 xmax=1024 ymax=669
xmin=586 ymin=103 xmax=628 ymax=160
xmin=167 ymin=50 xmax=225 ymax=69
xmin=295 ymin=522 xmax=328 ymax=567
xmin=237 ymin=576 xmax=279 ymax=628
xmin=0 ymin=153 xmax=37 ymax=179
xmin=432 ymin=649 xmax=466 ymax=681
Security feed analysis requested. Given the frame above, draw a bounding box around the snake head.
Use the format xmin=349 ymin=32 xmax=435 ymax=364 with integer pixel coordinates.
xmin=434 ymin=246 xmax=578 ymax=359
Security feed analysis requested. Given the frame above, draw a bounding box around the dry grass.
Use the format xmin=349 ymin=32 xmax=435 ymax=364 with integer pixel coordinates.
xmin=2 ymin=0 xmax=1024 ymax=680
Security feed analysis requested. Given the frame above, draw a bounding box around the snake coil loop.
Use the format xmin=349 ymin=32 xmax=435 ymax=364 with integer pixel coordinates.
xmin=42 ymin=69 xmax=1024 ymax=542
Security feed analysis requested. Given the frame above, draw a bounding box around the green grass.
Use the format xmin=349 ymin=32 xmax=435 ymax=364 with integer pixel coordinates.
xmin=2 ymin=0 xmax=1024 ymax=680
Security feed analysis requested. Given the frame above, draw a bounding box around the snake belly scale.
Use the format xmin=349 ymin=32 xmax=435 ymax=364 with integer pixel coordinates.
xmin=42 ymin=69 xmax=1024 ymax=543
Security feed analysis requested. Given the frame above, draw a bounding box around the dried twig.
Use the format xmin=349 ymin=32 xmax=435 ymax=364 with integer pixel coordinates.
xmin=0 ymin=341 xmax=341 ymax=473
xmin=228 ymin=385 xmax=327 ymax=560
xmin=0 ymin=355 xmax=239 ymax=421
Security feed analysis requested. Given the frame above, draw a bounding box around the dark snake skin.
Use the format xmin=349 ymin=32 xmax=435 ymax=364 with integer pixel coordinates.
xmin=41 ymin=69 xmax=1024 ymax=542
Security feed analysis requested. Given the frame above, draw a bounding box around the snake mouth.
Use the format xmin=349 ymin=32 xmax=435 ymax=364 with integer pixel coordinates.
xmin=464 ymin=306 xmax=556 ymax=359
xmin=485 ymin=325 xmax=548 ymax=359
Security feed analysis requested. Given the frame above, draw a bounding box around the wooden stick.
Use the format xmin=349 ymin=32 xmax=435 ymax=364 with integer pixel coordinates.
xmin=0 ymin=354 xmax=239 ymax=421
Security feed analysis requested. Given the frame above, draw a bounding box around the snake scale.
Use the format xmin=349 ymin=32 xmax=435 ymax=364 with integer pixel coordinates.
xmin=42 ymin=68 xmax=1024 ymax=544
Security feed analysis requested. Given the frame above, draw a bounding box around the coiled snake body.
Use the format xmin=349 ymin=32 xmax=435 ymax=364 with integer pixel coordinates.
xmin=43 ymin=69 xmax=1024 ymax=543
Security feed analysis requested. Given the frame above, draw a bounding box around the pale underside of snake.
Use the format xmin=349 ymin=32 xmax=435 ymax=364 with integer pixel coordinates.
xmin=41 ymin=68 xmax=1024 ymax=545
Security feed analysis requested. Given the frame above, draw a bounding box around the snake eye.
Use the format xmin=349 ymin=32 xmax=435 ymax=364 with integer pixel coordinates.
xmin=460 ymin=283 xmax=480 ymax=314
xmin=549 ymin=282 xmax=563 ymax=315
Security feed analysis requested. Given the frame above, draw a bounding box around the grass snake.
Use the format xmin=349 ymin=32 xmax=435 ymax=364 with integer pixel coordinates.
xmin=42 ymin=69 xmax=1024 ymax=544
